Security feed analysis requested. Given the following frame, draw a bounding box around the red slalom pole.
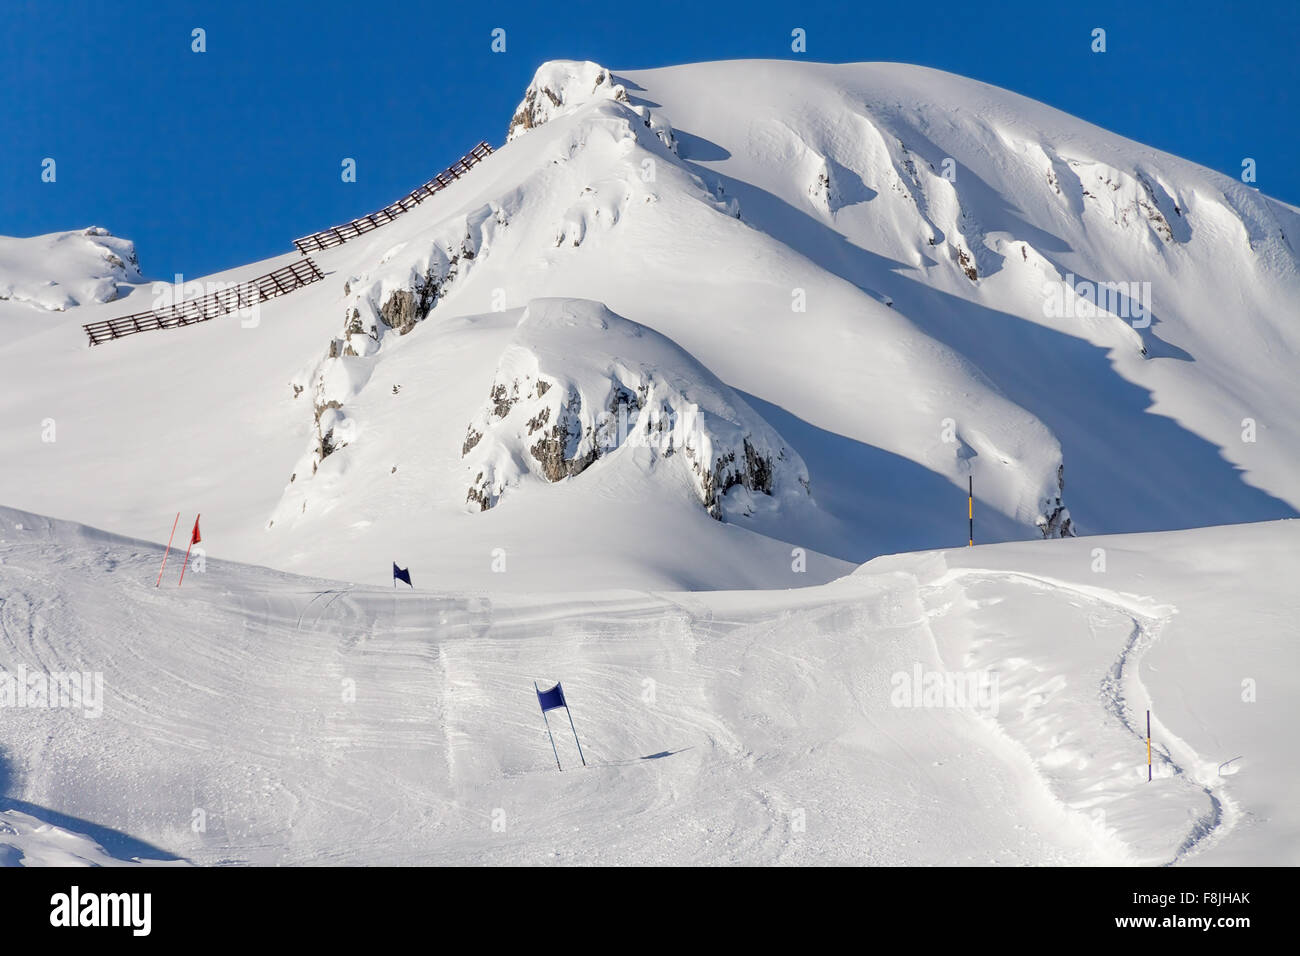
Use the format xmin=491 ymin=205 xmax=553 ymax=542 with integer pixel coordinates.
xmin=178 ymin=513 xmax=200 ymax=588
xmin=156 ymin=512 xmax=180 ymax=587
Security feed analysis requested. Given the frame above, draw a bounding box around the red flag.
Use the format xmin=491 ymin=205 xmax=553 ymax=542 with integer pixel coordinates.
xmin=178 ymin=513 xmax=201 ymax=587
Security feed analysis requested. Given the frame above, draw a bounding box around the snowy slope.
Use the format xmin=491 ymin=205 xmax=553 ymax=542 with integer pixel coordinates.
xmin=0 ymin=60 xmax=1295 ymax=593
xmin=619 ymin=61 xmax=1300 ymax=534
xmin=1 ymin=506 xmax=1295 ymax=865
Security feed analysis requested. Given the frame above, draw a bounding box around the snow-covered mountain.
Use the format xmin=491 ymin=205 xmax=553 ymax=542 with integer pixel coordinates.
xmin=2 ymin=57 xmax=1298 ymax=870
xmin=1 ymin=59 xmax=1296 ymax=590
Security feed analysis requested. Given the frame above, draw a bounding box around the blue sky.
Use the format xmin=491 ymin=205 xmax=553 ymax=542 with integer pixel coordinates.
xmin=3 ymin=0 xmax=1295 ymax=279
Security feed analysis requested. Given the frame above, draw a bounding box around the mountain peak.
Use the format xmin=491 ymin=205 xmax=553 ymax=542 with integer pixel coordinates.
xmin=507 ymin=60 xmax=627 ymax=142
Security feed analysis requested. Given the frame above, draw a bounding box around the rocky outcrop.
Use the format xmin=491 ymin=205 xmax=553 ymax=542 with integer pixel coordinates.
xmin=462 ymin=299 xmax=812 ymax=520
xmin=1036 ymin=465 xmax=1076 ymax=538
xmin=1073 ymin=161 xmax=1190 ymax=244
xmin=274 ymin=206 xmax=505 ymax=525
xmin=508 ymin=61 xmax=630 ymax=142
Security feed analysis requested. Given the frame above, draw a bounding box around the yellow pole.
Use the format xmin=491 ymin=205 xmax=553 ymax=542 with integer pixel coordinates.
xmin=968 ymin=476 xmax=973 ymax=547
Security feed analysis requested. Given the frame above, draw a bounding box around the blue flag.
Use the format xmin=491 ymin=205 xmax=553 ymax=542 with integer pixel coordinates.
xmin=393 ymin=563 xmax=412 ymax=588
xmin=536 ymin=682 xmax=566 ymax=712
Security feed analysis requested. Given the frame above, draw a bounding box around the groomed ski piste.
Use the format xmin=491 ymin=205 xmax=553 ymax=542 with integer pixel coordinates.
xmin=1 ymin=508 xmax=1295 ymax=866
xmin=2 ymin=58 xmax=1298 ymax=866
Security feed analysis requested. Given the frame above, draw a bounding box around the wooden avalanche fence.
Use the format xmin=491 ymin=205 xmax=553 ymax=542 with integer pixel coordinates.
xmin=83 ymin=140 xmax=496 ymax=347
xmin=82 ymin=258 xmax=324 ymax=346
xmin=292 ymin=142 xmax=495 ymax=254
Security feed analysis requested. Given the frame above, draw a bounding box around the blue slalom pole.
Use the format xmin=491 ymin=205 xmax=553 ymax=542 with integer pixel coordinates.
xmin=561 ymin=682 xmax=586 ymax=767
xmin=536 ymin=681 xmax=562 ymax=771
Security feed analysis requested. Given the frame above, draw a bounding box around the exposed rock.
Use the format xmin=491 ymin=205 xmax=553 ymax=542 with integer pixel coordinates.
xmin=1135 ymin=174 xmax=1176 ymax=242
xmin=696 ymin=438 xmax=780 ymax=520
xmin=952 ymin=243 xmax=978 ymax=282
xmin=461 ymin=299 xmax=812 ymax=520
xmin=379 ymin=267 xmax=441 ymax=335
xmin=1036 ymin=464 xmax=1076 ymax=538
xmin=466 ymin=471 xmax=492 ymax=512
xmin=507 ymin=61 xmax=629 ymax=142
xmin=313 ymin=400 xmax=345 ymax=462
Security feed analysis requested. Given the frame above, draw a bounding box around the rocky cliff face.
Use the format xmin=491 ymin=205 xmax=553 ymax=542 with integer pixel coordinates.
xmin=462 ymin=298 xmax=811 ymax=520
xmin=1036 ymin=465 xmax=1076 ymax=538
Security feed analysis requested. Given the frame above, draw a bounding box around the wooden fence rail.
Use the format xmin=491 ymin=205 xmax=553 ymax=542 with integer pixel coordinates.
xmin=83 ymin=140 xmax=495 ymax=347
xmin=292 ymin=141 xmax=494 ymax=254
xmin=82 ymin=257 xmax=324 ymax=346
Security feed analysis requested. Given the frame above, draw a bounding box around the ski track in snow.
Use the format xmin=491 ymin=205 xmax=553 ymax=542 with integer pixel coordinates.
xmin=1 ymin=513 xmax=1290 ymax=865
xmin=925 ymin=567 xmax=1237 ymax=865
